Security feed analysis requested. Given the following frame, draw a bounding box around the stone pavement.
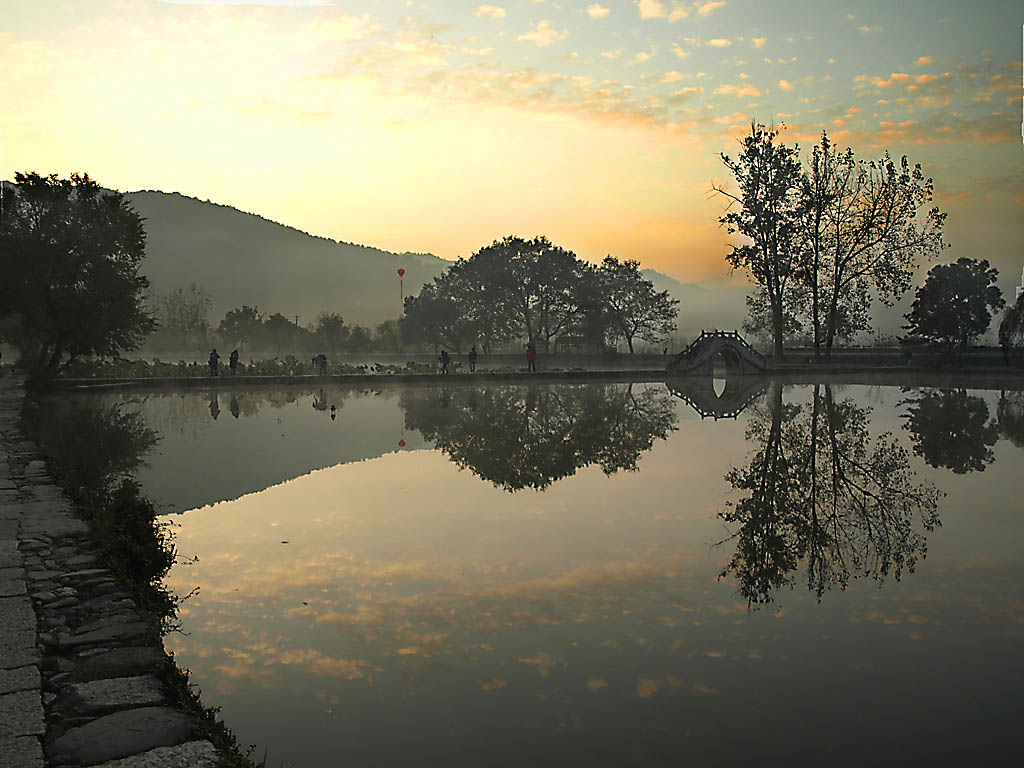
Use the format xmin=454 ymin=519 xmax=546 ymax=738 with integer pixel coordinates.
xmin=0 ymin=373 xmax=218 ymax=768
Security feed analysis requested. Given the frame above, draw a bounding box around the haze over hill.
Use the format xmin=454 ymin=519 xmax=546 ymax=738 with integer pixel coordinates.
xmin=128 ymin=190 xmax=747 ymax=336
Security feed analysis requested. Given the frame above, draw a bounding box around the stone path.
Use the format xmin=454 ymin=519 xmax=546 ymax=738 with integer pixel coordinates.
xmin=0 ymin=373 xmax=218 ymax=768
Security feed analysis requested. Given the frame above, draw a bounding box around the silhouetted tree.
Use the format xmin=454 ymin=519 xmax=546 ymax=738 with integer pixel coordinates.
xmin=149 ymin=283 xmax=212 ymax=353
xmin=596 ymin=256 xmax=679 ymax=353
xmin=0 ymin=172 xmax=155 ymax=379
xmin=721 ymin=382 xmax=941 ymax=605
xmin=713 ymin=124 xmax=803 ymax=360
xmin=798 ymin=133 xmax=946 ymax=358
xmin=904 ymin=258 xmax=1004 ymax=351
xmin=903 ymin=389 xmax=998 ymax=473
xmin=313 ymin=312 xmax=349 ymax=354
xmin=217 ymin=305 xmax=263 ymax=351
xmin=998 ymin=293 xmax=1024 ymax=353
xmin=401 ymin=383 xmax=677 ymax=491
xmin=374 ymin=319 xmax=402 ymax=352
xmin=997 ymin=391 xmax=1024 ymax=448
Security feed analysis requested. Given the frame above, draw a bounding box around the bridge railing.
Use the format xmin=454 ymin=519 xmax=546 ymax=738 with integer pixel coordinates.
xmin=671 ymin=330 xmax=766 ymax=367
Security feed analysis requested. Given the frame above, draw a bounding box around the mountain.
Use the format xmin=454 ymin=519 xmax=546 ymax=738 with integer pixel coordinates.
xmin=641 ymin=269 xmax=747 ymax=338
xmin=125 ymin=190 xmax=448 ymax=326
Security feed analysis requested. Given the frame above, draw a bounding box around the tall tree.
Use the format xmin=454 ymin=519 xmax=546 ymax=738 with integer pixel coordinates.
xmin=0 ymin=172 xmax=155 ymax=378
xmin=596 ymin=256 xmax=679 ymax=353
xmin=714 ymin=124 xmax=804 ymax=360
xmin=798 ymin=135 xmax=947 ymax=357
xmin=904 ymin=258 xmax=1004 ymax=350
xmin=217 ymin=305 xmax=264 ymax=351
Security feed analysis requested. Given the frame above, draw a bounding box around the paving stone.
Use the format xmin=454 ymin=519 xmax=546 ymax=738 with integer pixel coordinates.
xmin=59 ymin=622 xmax=151 ymax=648
xmin=93 ymin=739 xmax=218 ymax=768
xmin=0 ymin=595 xmax=35 ymax=629
xmin=61 ymin=675 xmax=166 ymax=715
xmin=0 ymin=520 xmax=18 ymax=540
xmin=47 ymin=706 xmax=195 ymax=766
xmin=0 ymin=566 xmax=24 ymax=580
xmin=0 ymin=734 xmax=45 ymax=768
xmin=0 ymin=577 xmax=27 ymax=597
xmin=0 ymin=632 xmax=39 ymax=669
xmin=0 ymin=690 xmax=45 ymax=737
xmin=66 ymin=647 xmax=166 ymax=684
xmin=0 ymin=664 xmax=40 ymax=695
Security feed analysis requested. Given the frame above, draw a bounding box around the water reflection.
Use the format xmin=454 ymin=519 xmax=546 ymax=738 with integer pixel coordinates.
xmin=902 ymin=389 xmax=999 ymax=473
xmin=720 ymin=382 xmax=941 ymax=605
xmin=996 ymin=391 xmax=1024 ymax=447
xmin=400 ymin=383 xmax=678 ymax=491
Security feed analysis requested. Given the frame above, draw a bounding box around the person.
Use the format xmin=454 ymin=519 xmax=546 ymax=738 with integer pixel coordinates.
xmin=209 ymin=349 xmax=220 ymax=377
xmin=317 ymin=353 xmax=328 ymax=376
xmin=526 ymin=343 xmax=537 ymax=373
xmin=468 ymin=346 xmax=478 ymax=373
xmin=229 ymin=349 xmax=239 ymax=377
xmin=439 ymin=349 xmax=450 ymax=374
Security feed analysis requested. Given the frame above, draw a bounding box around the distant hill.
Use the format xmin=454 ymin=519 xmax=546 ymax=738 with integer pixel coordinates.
xmin=127 ymin=190 xmax=747 ymax=335
xmin=125 ymin=191 xmax=448 ymax=326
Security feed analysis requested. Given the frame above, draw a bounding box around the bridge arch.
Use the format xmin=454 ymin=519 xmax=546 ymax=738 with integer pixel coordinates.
xmin=666 ymin=330 xmax=768 ymax=377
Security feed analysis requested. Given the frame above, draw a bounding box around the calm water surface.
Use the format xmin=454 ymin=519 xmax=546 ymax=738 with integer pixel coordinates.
xmin=68 ymin=381 xmax=1024 ymax=765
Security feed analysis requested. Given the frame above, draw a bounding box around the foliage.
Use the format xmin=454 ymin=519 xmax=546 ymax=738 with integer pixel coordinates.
xmin=148 ymin=283 xmax=212 ymax=354
xmin=401 ymin=236 xmax=673 ymax=354
xmin=903 ymin=389 xmax=998 ymax=473
xmin=596 ymin=256 xmax=679 ymax=353
xmin=798 ymin=133 xmax=946 ymax=357
xmin=904 ymin=257 xmax=1004 ymax=349
xmin=998 ymin=292 xmax=1024 ymax=348
xmin=714 ymin=124 xmax=804 ymax=359
xmin=720 ymin=382 xmax=941 ymax=605
xmin=0 ymin=172 xmax=156 ymax=380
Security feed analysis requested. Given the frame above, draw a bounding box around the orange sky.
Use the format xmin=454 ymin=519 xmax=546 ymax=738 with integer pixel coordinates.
xmin=2 ymin=0 xmax=1022 ymax=288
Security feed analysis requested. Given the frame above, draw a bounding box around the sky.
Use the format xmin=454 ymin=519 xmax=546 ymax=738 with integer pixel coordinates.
xmin=2 ymin=0 xmax=1022 ymax=288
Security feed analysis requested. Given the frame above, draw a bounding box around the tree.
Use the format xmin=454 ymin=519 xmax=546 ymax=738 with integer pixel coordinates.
xmin=714 ymin=124 xmax=804 ymax=360
xmin=0 ymin=172 xmax=155 ymax=378
xmin=374 ymin=319 xmax=402 ymax=352
xmin=400 ymin=281 xmax=471 ymax=353
xmin=313 ymin=312 xmax=349 ymax=354
xmin=149 ymin=283 xmax=212 ymax=353
xmin=904 ymin=258 xmax=1004 ymax=350
xmin=998 ymin=292 xmax=1024 ymax=351
xmin=596 ymin=256 xmax=679 ymax=353
xmin=217 ymin=305 xmax=264 ymax=351
xmin=798 ymin=134 xmax=947 ymax=357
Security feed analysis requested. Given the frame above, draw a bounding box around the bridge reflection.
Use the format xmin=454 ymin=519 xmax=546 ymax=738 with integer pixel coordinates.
xmin=666 ymin=375 xmax=768 ymax=420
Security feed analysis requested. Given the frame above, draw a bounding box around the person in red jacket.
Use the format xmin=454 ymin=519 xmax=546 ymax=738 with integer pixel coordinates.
xmin=526 ymin=343 xmax=537 ymax=373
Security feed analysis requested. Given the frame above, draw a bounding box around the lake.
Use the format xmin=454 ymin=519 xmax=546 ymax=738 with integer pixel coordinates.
xmin=47 ymin=379 xmax=1024 ymax=765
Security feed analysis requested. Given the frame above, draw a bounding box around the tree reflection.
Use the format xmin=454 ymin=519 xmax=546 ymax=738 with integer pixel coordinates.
xmin=996 ymin=391 xmax=1024 ymax=449
xmin=401 ymin=383 xmax=678 ymax=491
xmin=721 ymin=382 xmax=941 ymax=605
xmin=902 ymin=389 xmax=998 ymax=474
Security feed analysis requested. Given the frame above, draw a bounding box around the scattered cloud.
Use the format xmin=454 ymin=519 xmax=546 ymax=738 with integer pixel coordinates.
xmin=601 ymin=49 xmax=623 ymax=59
xmin=751 ymin=37 xmax=766 ymax=48
xmin=517 ymin=19 xmax=568 ymax=46
xmin=706 ymin=38 xmax=732 ymax=47
xmin=633 ymin=50 xmax=654 ymax=64
xmin=586 ymin=3 xmax=610 ymax=18
xmin=777 ymin=79 xmax=793 ymax=90
xmin=915 ymin=56 xmax=934 ymax=66
xmin=635 ymin=0 xmax=666 ymax=19
xmin=661 ymin=70 xmax=686 ymax=82
xmin=475 ymin=5 xmax=506 ymax=20
xmin=696 ymin=1 xmax=726 ymax=16
xmin=715 ymin=83 xmax=760 ymax=97
xmin=671 ymin=43 xmax=690 ymax=59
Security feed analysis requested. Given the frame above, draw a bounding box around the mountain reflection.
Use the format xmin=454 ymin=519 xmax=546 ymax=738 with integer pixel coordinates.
xmin=720 ymin=381 xmax=941 ymax=605
xmin=400 ymin=383 xmax=678 ymax=491
xmin=902 ymin=389 xmax=999 ymax=474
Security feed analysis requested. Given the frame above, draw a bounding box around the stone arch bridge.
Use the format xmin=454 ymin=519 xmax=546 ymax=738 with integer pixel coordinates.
xmin=664 ymin=331 xmax=769 ymax=419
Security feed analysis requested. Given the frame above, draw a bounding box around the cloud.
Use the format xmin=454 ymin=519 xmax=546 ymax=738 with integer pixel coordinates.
xmin=915 ymin=56 xmax=933 ymax=66
xmin=777 ymin=79 xmax=793 ymax=90
xmin=475 ymin=5 xmax=506 ymax=19
xmin=706 ymin=38 xmax=732 ymax=47
xmin=714 ymin=83 xmax=760 ymax=97
xmin=635 ymin=0 xmax=666 ymax=19
xmin=517 ymin=19 xmax=568 ymax=46
xmin=632 ymin=50 xmax=654 ymax=64
xmin=661 ymin=70 xmax=686 ymax=83
xmin=751 ymin=37 xmax=766 ymax=48
xmin=671 ymin=43 xmax=690 ymax=59
xmin=696 ymin=1 xmax=726 ymax=15
xmin=586 ymin=3 xmax=610 ymax=18
xmin=463 ymin=47 xmax=496 ymax=56
xmin=586 ymin=678 xmax=608 ymax=691
xmin=155 ymin=0 xmax=334 ymax=4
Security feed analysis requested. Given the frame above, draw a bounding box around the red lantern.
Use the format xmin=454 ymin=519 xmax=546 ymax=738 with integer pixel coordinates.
xmin=398 ymin=439 xmax=406 ymax=447
xmin=397 ymin=268 xmax=405 ymax=277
